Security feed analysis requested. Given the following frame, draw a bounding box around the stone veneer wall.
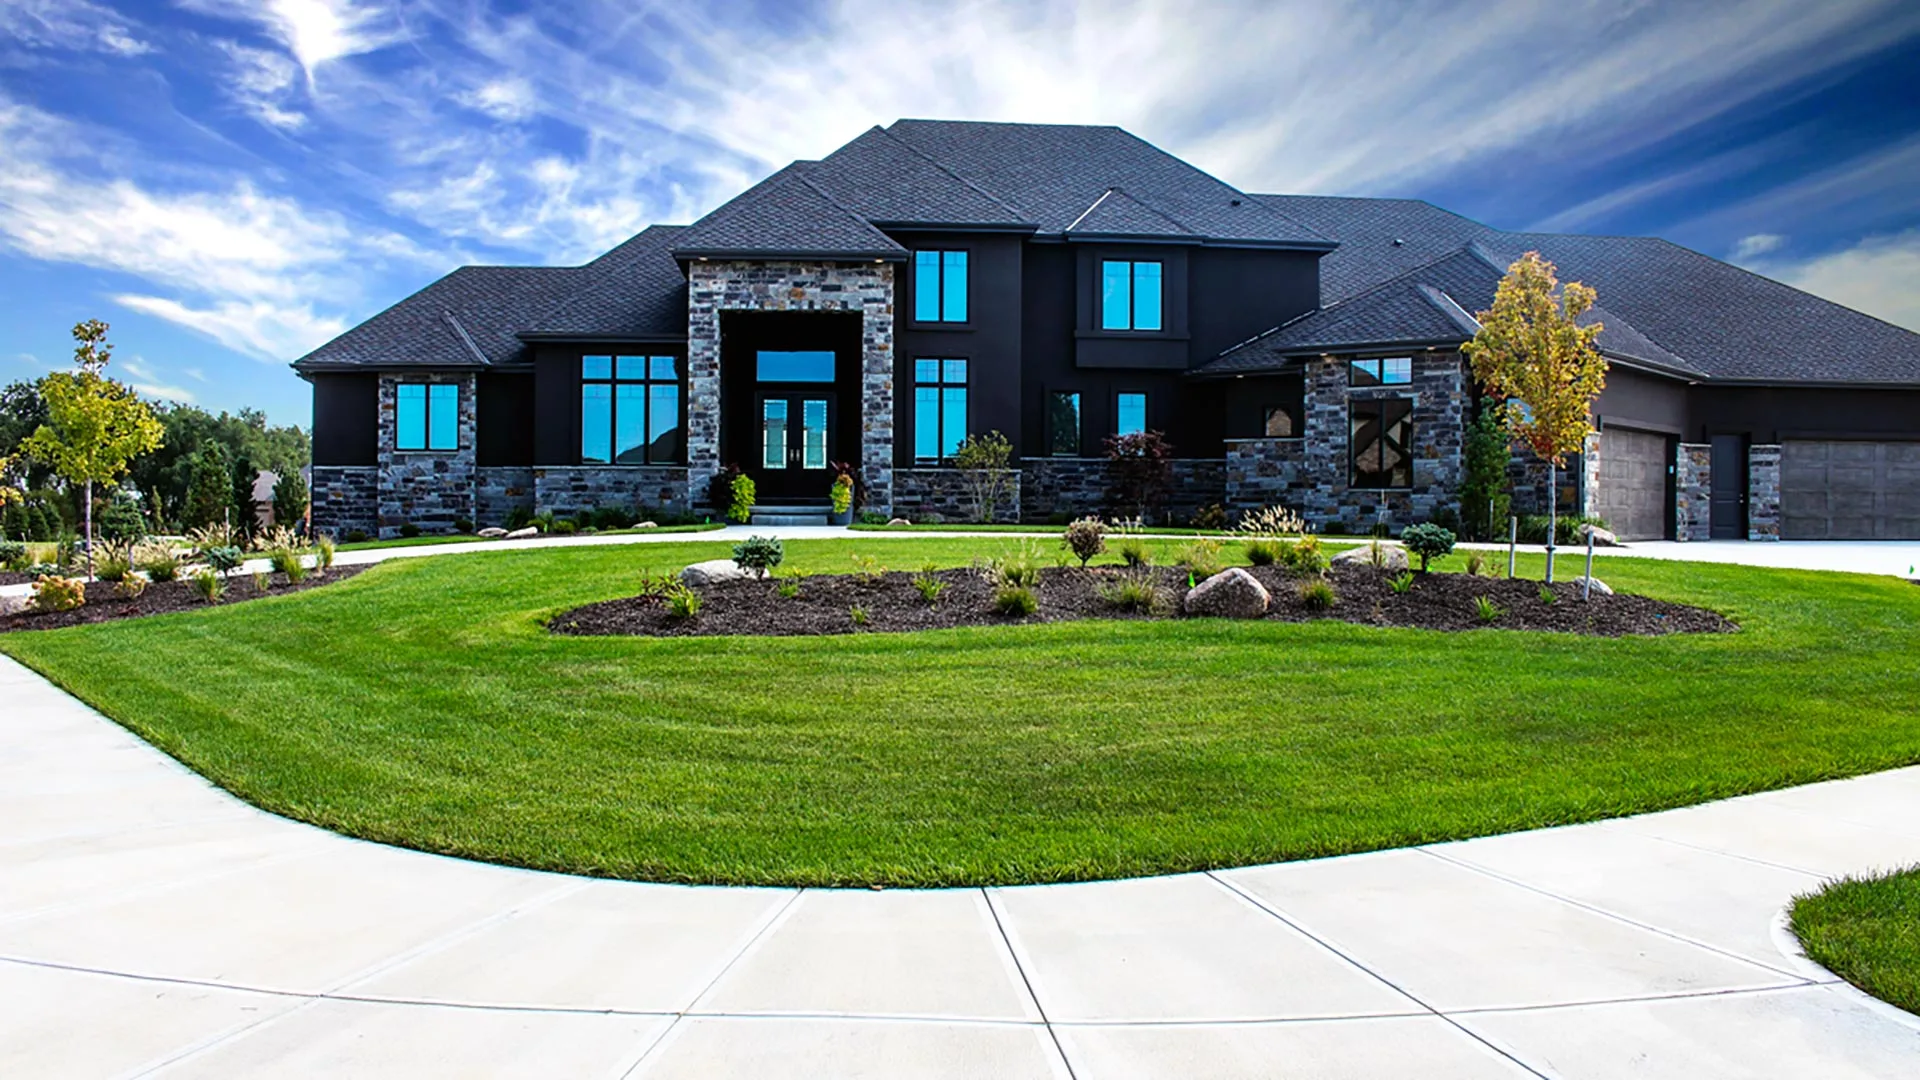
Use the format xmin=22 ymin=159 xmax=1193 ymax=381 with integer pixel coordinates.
xmin=1293 ymin=353 xmax=1466 ymax=532
xmin=686 ymin=261 xmax=896 ymax=512
xmin=1579 ymin=432 xmax=1602 ymax=519
xmin=1018 ymin=458 xmax=1226 ymax=524
xmin=1676 ymin=443 xmax=1712 ymax=541
xmin=1747 ymin=444 xmax=1782 ymax=541
xmin=377 ymin=373 xmax=476 ymax=538
xmin=1223 ymin=439 xmax=1306 ymax=511
xmin=893 ymin=468 xmax=1022 ymax=523
xmin=533 ymin=466 xmax=693 ymax=518
xmin=310 ymin=466 xmax=377 ymax=537
xmin=474 ymin=467 xmax=535 ymax=527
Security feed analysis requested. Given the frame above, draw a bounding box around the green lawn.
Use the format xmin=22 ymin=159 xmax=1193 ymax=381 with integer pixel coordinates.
xmin=3 ymin=537 xmax=1918 ymax=887
xmin=1792 ymin=867 xmax=1920 ymax=1015
xmin=336 ymin=523 xmax=722 ymax=551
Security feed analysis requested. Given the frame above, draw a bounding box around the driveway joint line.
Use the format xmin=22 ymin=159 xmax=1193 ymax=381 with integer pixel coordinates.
xmin=981 ymin=887 xmax=1079 ymax=1080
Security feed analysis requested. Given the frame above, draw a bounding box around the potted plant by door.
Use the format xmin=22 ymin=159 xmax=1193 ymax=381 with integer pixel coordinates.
xmin=828 ymin=468 xmax=855 ymax=526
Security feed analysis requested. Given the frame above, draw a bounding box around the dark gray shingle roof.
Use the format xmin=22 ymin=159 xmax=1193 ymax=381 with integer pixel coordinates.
xmin=524 ymin=225 xmax=687 ymax=339
xmin=1065 ymin=187 xmax=1195 ymax=238
xmin=670 ymin=164 xmax=907 ymax=260
xmin=800 ymin=126 xmax=1030 ymax=228
xmin=294 ymin=264 xmax=586 ymax=371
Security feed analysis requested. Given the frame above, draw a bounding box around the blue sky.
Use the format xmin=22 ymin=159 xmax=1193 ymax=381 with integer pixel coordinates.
xmin=1 ymin=1 xmax=1916 ymax=428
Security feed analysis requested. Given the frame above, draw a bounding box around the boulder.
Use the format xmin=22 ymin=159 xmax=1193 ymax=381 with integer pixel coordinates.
xmin=681 ymin=559 xmax=750 ymax=587
xmin=477 ymin=527 xmax=509 ymax=539
xmin=1577 ymin=523 xmax=1621 ymax=547
xmin=504 ymin=526 xmax=539 ymax=540
xmin=1572 ymin=575 xmax=1614 ymax=596
xmin=886 ymin=518 xmax=912 ymax=527
xmin=635 ymin=521 xmax=658 ymax=529
xmin=1182 ymin=567 xmax=1271 ymax=618
xmin=1331 ymin=542 xmax=1409 ymax=572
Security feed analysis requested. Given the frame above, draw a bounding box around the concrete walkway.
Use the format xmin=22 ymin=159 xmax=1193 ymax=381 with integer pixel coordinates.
xmin=3 ymin=654 xmax=1919 ymax=1077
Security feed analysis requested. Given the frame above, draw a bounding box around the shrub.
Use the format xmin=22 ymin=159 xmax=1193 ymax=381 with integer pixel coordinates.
xmin=663 ymin=582 xmax=702 ymax=619
xmin=1389 ymin=571 xmax=1414 ymax=594
xmin=453 ymin=516 xmax=475 ymax=534
xmin=1517 ymin=513 xmax=1608 ymax=546
xmin=1245 ymin=538 xmax=1282 ymax=566
xmin=114 ymin=575 xmax=148 ymax=600
xmin=270 ymin=546 xmax=307 ymax=583
xmin=342 ymin=529 xmax=369 ymax=544
xmin=775 ymin=576 xmax=802 ymax=600
xmin=849 ymin=604 xmax=870 ymax=628
xmin=250 ymin=571 xmax=270 ymax=595
xmin=97 ymin=496 xmax=147 ymax=541
xmin=1365 ymin=539 xmax=1391 ymax=569
xmin=1538 ymin=584 xmax=1557 ymax=605
xmin=1117 ymin=538 xmax=1151 ymax=568
xmin=1279 ymin=534 xmax=1327 ymax=575
xmin=189 ymin=568 xmax=225 ymax=604
xmin=93 ymin=539 xmax=133 ymax=583
xmin=1475 ymin=595 xmax=1505 ymax=623
xmin=634 ymin=571 xmax=676 ymax=599
xmin=992 ymin=584 xmax=1038 ymax=617
xmin=0 ymin=539 xmax=25 ymax=569
xmin=32 ymin=575 xmax=87 ymax=613
xmin=1237 ymin=504 xmax=1308 ymax=538
xmin=551 ymin=519 xmax=577 ymax=535
xmin=505 ymin=506 xmax=534 ymax=530
xmin=707 ymin=463 xmax=744 ymax=518
xmin=983 ymin=540 xmax=1043 ymax=588
xmin=1062 ymin=517 xmax=1107 ymax=567
xmin=25 ymin=562 xmax=62 ymax=579
xmin=728 ymin=473 xmax=756 ymax=524
xmin=732 ymin=535 xmax=785 ymax=578
xmin=912 ymin=570 xmax=947 ymax=605
xmin=1465 ymin=550 xmax=1489 ymax=577
xmin=857 ymin=510 xmax=888 ymax=525
xmin=1105 ymin=430 xmax=1174 ymax=520
xmin=953 ymin=430 xmax=1015 ymax=522
xmin=830 ymin=473 xmax=854 ymax=515
xmin=315 ymin=534 xmax=336 ymax=570
xmin=1098 ymin=570 xmax=1162 ymax=614
xmin=203 ymin=545 xmax=244 ymax=574
xmin=1298 ymin=578 xmax=1337 ymax=611
xmin=1190 ymin=503 xmax=1228 ymax=530
xmin=137 ymin=546 xmax=181 ymax=582
xmin=55 ymin=532 xmax=78 ymax=569
xmin=399 ymin=522 xmax=422 ymax=538
xmin=1175 ymin=538 xmax=1224 ymax=579
xmin=851 ymin=553 xmax=885 ymax=584
xmin=1401 ymin=523 xmax=1456 ymax=572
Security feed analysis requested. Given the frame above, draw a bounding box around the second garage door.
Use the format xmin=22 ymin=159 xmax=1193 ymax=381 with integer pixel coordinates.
xmin=1595 ymin=427 xmax=1671 ymax=541
xmin=1781 ymin=440 xmax=1920 ymax=539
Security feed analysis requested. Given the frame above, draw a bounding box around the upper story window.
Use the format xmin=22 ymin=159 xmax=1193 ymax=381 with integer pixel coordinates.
xmin=1101 ymin=260 xmax=1163 ymax=331
xmin=1350 ymin=397 xmax=1414 ymax=489
xmin=914 ymin=250 xmax=968 ymax=323
xmin=1048 ymin=391 xmax=1081 ymax=456
xmin=396 ymin=382 xmax=458 ymax=451
xmin=913 ymin=358 xmax=968 ymax=460
xmin=581 ymin=354 xmax=681 ymax=465
xmin=1116 ymin=391 xmax=1147 ymax=437
xmin=1350 ymin=357 xmax=1412 ymax=386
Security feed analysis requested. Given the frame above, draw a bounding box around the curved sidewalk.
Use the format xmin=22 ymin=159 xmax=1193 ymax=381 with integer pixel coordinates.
xmin=3 ymin=655 xmax=1920 ymax=1077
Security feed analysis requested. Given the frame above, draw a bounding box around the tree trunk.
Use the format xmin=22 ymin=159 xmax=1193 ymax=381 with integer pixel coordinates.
xmin=1544 ymin=462 xmax=1557 ymax=584
xmin=83 ymin=481 xmax=94 ymax=581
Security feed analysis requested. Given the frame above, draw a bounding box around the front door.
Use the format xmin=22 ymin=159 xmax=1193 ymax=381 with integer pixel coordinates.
xmin=756 ymin=393 xmax=834 ymax=500
xmin=1709 ymin=434 xmax=1747 ymax=539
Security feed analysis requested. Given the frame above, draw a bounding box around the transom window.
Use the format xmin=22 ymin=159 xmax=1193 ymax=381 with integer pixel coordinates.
xmin=396 ymin=383 xmax=458 ymax=451
xmin=1116 ymin=391 xmax=1147 ymax=437
xmin=1101 ymin=260 xmax=1163 ymax=331
xmin=1350 ymin=397 xmax=1414 ymax=489
xmin=914 ymin=250 xmax=968 ymax=323
xmin=581 ymin=354 xmax=681 ymax=465
xmin=1048 ymin=391 xmax=1081 ymax=456
xmin=1350 ymin=357 xmax=1412 ymax=386
xmin=1263 ymin=405 xmax=1295 ymax=438
xmin=913 ymin=359 xmax=968 ymax=460
xmin=756 ymin=350 xmax=836 ymax=382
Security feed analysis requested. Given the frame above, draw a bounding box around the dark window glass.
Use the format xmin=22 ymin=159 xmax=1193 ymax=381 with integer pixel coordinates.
xmin=756 ymin=350 xmax=836 ymax=382
xmin=915 ymin=250 xmax=968 ymax=322
xmin=581 ymin=355 xmax=681 ymax=465
xmin=1048 ymin=392 xmax=1081 ymax=456
xmin=1116 ymin=392 xmax=1147 ymax=437
xmin=1350 ymin=397 xmax=1414 ymax=489
xmin=396 ymin=382 xmax=457 ymax=451
xmin=1263 ymin=406 xmax=1294 ymax=438
xmin=1350 ymin=357 xmax=1411 ymax=386
xmin=913 ymin=358 xmax=968 ymax=460
xmin=1101 ymin=260 xmax=1163 ymax=331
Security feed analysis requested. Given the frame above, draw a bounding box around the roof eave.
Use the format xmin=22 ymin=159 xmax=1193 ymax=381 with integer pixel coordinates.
xmin=291 ymin=360 xmax=489 ymax=374
xmin=671 ymin=248 xmax=908 ymax=263
xmin=516 ymin=330 xmax=690 ymax=344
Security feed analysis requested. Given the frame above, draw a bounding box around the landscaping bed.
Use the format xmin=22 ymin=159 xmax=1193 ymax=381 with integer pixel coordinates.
xmin=1 ymin=565 xmax=366 ymax=633
xmin=549 ymin=563 xmax=1734 ymax=638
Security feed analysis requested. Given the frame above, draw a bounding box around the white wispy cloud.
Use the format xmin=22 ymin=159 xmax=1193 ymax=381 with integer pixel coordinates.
xmin=217 ymin=40 xmax=309 ymax=130
xmin=1748 ymin=231 xmax=1920 ymax=332
xmin=0 ymin=0 xmax=153 ymax=56
xmin=181 ymin=0 xmax=402 ymax=78
xmin=1731 ymin=234 xmax=1786 ymax=260
xmin=458 ymin=76 xmax=538 ymax=122
xmin=117 ymin=357 xmax=199 ymax=403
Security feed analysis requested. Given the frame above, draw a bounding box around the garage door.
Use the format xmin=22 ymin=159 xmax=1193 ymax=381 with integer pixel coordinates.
xmin=1782 ymin=440 xmax=1920 ymax=540
xmin=1595 ymin=427 xmax=1670 ymax=541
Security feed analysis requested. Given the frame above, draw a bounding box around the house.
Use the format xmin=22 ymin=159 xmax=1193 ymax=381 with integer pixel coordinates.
xmin=296 ymin=120 xmax=1920 ymax=541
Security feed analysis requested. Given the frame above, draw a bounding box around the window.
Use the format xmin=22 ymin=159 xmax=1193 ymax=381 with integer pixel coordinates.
xmin=1262 ymin=405 xmax=1295 ymax=438
xmin=756 ymin=350 xmax=836 ymax=382
xmin=1350 ymin=357 xmax=1412 ymax=386
xmin=1100 ymin=260 xmax=1163 ymax=331
xmin=1116 ymin=392 xmax=1147 ymax=437
xmin=395 ymin=382 xmax=459 ymax=451
xmin=913 ymin=359 xmax=967 ymax=459
xmin=581 ymin=354 xmax=681 ymax=465
xmin=1048 ymin=391 xmax=1081 ymax=456
xmin=914 ymin=250 xmax=968 ymax=323
xmin=1350 ymin=397 xmax=1414 ymax=489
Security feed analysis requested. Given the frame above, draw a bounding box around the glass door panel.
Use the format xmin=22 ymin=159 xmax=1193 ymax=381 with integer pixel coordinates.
xmin=802 ymin=399 xmax=828 ymax=470
xmin=762 ymin=400 xmax=788 ymax=469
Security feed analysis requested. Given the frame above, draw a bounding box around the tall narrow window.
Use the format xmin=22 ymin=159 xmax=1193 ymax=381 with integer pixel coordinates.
xmin=395 ymin=382 xmax=458 ymax=451
xmin=581 ymin=354 xmax=681 ymax=464
xmin=1350 ymin=398 xmax=1415 ymax=488
xmin=1048 ymin=391 xmax=1081 ymax=456
xmin=1116 ymin=392 xmax=1147 ymax=437
xmin=1100 ymin=260 xmax=1163 ymax=331
xmin=913 ymin=358 xmax=968 ymax=460
xmin=914 ymin=250 xmax=968 ymax=322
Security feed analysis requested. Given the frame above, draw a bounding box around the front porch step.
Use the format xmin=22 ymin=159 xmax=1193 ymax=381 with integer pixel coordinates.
xmin=748 ymin=504 xmax=832 ymax=527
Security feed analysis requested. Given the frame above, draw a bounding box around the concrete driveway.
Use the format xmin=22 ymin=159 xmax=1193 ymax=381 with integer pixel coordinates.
xmin=3 ymin=653 xmax=1919 ymax=1078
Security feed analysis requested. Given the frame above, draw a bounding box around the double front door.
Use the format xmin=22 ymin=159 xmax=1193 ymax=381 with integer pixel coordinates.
xmin=757 ymin=393 xmax=834 ymax=500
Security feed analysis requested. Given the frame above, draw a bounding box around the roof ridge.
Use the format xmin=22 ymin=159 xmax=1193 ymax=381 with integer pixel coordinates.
xmin=1416 ymin=284 xmax=1482 ymax=337
xmin=1063 ymin=187 xmax=1115 ymax=233
xmin=443 ymin=311 xmax=488 ymax=365
xmin=1069 ymin=186 xmax=1197 ymax=235
xmin=870 ymin=124 xmax=1032 ymax=222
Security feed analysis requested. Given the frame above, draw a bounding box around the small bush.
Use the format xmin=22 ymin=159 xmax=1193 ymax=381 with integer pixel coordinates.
xmin=551 ymin=519 xmax=577 ymax=535
xmin=1190 ymin=503 xmax=1228 ymax=530
xmin=775 ymin=576 xmax=802 ymax=600
xmin=453 ymin=516 xmax=475 ymax=533
xmin=32 ymin=575 xmax=87 ymax=613
xmin=1279 ymin=535 xmax=1328 ymax=576
xmin=1365 ymin=539 xmax=1391 ymax=569
xmin=857 ymin=510 xmax=888 ymax=525
xmin=190 ymin=568 xmax=225 ymax=604
xmin=1475 ymin=595 xmax=1505 ymax=623
xmin=250 ymin=571 xmax=270 ymax=595
xmin=1236 ymin=504 xmax=1308 ymax=538
xmin=0 ymin=539 xmax=25 ymax=568
xmin=94 ymin=543 xmax=132 ymax=583
xmin=1401 ymin=523 xmax=1456 ymax=572
xmin=1098 ymin=571 xmax=1162 ymax=614
xmin=728 ymin=473 xmax=756 ymax=524
xmin=1298 ymin=578 xmax=1337 ymax=611
xmin=992 ymin=584 xmax=1038 ymax=617
xmin=851 ymin=553 xmax=885 ymax=584
xmin=114 ymin=575 xmax=148 ymax=600
xmin=138 ymin=547 xmax=181 ymax=582
xmin=1062 ymin=517 xmax=1107 ymax=567
xmin=912 ymin=571 xmax=947 ymax=605
xmin=1244 ymin=539 xmax=1282 ymax=566
xmin=849 ymin=604 xmax=870 ymax=628
xmin=1516 ymin=514 xmax=1608 ymax=546
xmin=731 ymin=535 xmax=785 ymax=578
xmin=399 ymin=522 xmax=422 ymax=538
xmin=1117 ymin=537 xmax=1151 ymax=568
xmin=634 ymin=571 xmax=676 ymax=599
xmin=270 ymin=547 xmax=307 ymax=583
xmin=203 ymin=545 xmax=244 ymax=574
xmin=984 ymin=540 xmax=1044 ymax=588
xmin=505 ymin=506 xmax=534 ymax=530
xmin=1538 ymin=584 xmax=1557 ymax=605
xmin=1465 ymin=550 xmax=1489 ymax=577
xmin=315 ymin=534 xmax=336 ymax=570
xmin=663 ymin=582 xmax=702 ymax=619
xmin=342 ymin=529 xmax=369 ymax=544
xmin=1175 ymin=538 xmax=1224 ymax=579
xmin=1389 ymin=571 xmax=1414 ymax=594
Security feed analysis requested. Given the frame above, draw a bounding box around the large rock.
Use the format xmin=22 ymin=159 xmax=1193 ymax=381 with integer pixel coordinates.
xmin=1571 ymin=575 xmax=1614 ymax=596
xmin=1331 ymin=542 xmax=1409 ymax=572
xmin=1182 ymin=567 xmax=1271 ymax=618
xmin=477 ymin=527 xmax=508 ymax=539
xmin=1577 ymin=523 xmax=1620 ymax=547
xmin=504 ymin=526 xmax=539 ymax=540
xmin=886 ymin=518 xmax=912 ymax=527
xmin=681 ymin=559 xmax=750 ymax=587
xmin=635 ymin=521 xmax=658 ymax=529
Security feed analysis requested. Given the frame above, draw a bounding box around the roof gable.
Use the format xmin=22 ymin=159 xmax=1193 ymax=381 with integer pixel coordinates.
xmin=670 ymin=164 xmax=907 ymax=260
xmin=524 ymin=225 xmax=688 ymax=339
xmin=294 ymin=264 xmax=585 ymax=371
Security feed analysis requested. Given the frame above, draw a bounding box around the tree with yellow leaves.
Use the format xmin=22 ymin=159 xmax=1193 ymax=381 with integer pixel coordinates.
xmin=1463 ymin=252 xmax=1608 ymax=582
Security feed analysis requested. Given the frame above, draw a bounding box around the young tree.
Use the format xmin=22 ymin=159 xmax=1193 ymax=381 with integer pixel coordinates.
xmin=952 ymin=430 xmax=1014 ymax=523
xmin=1104 ymin=431 xmax=1175 ymax=522
xmin=21 ymin=321 xmax=164 ymax=578
xmin=273 ymin=469 xmax=310 ymax=534
xmin=1462 ymin=253 xmax=1608 ymax=582
xmin=1458 ymin=405 xmax=1512 ymax=541
xmin=183 ymin=442 xmax=235 ymax=531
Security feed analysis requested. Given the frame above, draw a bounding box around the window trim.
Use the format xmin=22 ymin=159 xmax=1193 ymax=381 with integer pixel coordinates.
xmin=394 ymin=381 xmax=459 ymax=452
xmin=580 ymin=353 xmax=684 ymax=466
xmin=1114 ymin=390 xmax=1149 ymax=438
xmin=1100 ymin=259 xmax=1165 ymax=332
xmin=911 ymin=357 xmax=969 ymax=461
xmin=1348 ymin=396 xmax=1416 ymax=490
xmin=913 ymin=249 xmax=970 ymax=325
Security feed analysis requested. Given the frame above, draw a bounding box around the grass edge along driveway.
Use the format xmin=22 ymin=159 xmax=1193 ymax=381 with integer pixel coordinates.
xmin=1792 ymin=866 xmax=1920 ymax=1017
xmin=4 ymin=537 xmax=1918 ymax=888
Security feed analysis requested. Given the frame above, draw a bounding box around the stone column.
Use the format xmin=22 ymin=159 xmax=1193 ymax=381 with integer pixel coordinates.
xmin=1675 ymin=442 xmax=1712 ymax=541
xmin=376 ymin=372 xmax=477 ymax=538
xmin=1747 ymin=444 xmax=1781 ymax=541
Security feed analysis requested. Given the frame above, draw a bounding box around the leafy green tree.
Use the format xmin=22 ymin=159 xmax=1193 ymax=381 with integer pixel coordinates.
xmin=183 ymin=442 xmax=235 ymax=531
xmin=0 ymin=381 xmax=54 ymax=489
xmin=954 ymin=430 xmax=1015 ymax=523
xmin=272 ymin=469 xmax=309 ymax=532
xmin=22 ymin=321 xmax=164 ymax=577
xmin=1462 ymin=252 xmax=1608 ymax=582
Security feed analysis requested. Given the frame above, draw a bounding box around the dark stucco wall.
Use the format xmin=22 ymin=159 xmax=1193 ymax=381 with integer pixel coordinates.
xmin=1594 ymin=366 xmax=1689 ymax=435
xmin=477 ymin=372 xmax=535 ymax=467
xmin=892 ymin=231 xmax=1025 ymax=463
xmin=309 ymin=373 xmax=378 ymax=466
xmin=1687 ymin=385 xmax=1920 ymax=442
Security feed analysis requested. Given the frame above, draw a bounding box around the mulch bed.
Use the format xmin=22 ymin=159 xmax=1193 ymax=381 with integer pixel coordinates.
xmin=1 ymin=565 xmax=366 ymax=633
xmin=0 ymin=571 xmax=35 ymax=588
xmin=549 ymin=563 xmax=1735 ymax=639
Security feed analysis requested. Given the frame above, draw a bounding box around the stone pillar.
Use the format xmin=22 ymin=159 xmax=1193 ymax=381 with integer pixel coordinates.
xmin=376 ymin=372 xmax=477 ymax=538
xmin=1579 ymin=431 xmax=1602 ymax=519
xmin=1675 ymin=442 xmax=1712 ymax=541
xmin=1748 ymin=444 xmax=1781 ymax=541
